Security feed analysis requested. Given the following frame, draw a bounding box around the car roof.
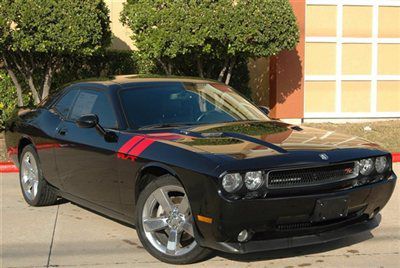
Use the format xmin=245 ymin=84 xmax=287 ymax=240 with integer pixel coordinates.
xmin=71 ymin=75 xmax=218 ymax=89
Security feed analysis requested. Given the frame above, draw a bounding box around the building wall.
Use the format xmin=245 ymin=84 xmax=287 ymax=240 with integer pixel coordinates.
xmin=104 ymin=0 xmax=136 ymax=50
xmin=304 ymin=0 xmax=400 ymax=119
xmin=269 ymin=0 xmax=305 ymax=120
xmin=104 ymin=0 xmax=400 ymax=120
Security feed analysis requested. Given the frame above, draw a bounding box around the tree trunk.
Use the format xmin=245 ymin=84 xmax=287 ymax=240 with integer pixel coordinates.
xmin=27 ymin=74 xmax=40 ymax=104
xmin=225 ymin=57 xmax=236 ymax=85
xmin=157 ymin=58 xmax=171 ymax=75
xmin=218 ymin=57 xmax=229 ymax=82
xmin=2 ymin=56 xmax=24 ymax=107
xmin=9 ymin=53 xmax=41 ymax=104
xmin=197 ymin=57 xmax=204 ymax=78
xmin=41 ymin=64 xmax=54 ymax=100
xmin=167 ymin=62 xmax=172 ymax=75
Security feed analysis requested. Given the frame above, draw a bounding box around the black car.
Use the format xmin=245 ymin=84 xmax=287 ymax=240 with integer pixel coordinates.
xmin=5 ymin=76 xmax=397 ymax=264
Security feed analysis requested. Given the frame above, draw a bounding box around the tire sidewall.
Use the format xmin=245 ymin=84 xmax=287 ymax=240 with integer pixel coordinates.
xmin=19 ymin=145 xmax=45 ymax=206
xmin=135 ymin=174 xmax=211 ymax=264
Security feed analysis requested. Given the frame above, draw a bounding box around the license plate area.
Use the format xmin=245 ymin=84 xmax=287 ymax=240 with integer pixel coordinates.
xmin=311 ymin=196 xmax=349 ymax=222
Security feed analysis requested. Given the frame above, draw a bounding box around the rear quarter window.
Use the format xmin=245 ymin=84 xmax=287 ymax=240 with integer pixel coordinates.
xmin=53 ymin=89 xmax=79 ymax=118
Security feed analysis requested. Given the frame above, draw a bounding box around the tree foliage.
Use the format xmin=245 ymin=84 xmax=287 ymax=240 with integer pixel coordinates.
xmin=121 ymin=0 xmax=299 ymax=84
xmin=0 ymin=0 xmax=111 ymax=105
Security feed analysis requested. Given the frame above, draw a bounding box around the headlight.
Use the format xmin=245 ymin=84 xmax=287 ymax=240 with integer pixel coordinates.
xmin=359 ymin=158 xmax=374 ymax=175
xmin=222 ymin=173 xmax=243 ymax=193
xmin=375 ymin=156 xmax=388 ymax=173
xmin=244 ymin=171 xmax=263 ymax=190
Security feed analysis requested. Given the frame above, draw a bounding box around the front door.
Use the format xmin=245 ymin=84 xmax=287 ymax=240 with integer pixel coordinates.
xmin=53 ymin=87 xmax=122 ymax=212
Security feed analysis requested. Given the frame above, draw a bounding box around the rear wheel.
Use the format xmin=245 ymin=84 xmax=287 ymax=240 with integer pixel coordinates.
xmin=135 ymin=175 xmax=212 ymax=264
xmin=19 ymin=145 xmax=58 ymax=206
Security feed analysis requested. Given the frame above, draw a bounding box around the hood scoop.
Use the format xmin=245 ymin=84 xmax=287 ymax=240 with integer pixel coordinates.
xmin=201 ymin=132 xmax=224 ymax=138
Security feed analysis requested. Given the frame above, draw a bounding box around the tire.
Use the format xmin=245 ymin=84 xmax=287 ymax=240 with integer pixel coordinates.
xmin=135 ymin=174 xmax=212 ymax=264
xmin=19 ymin=144 xmax=58 ymax=206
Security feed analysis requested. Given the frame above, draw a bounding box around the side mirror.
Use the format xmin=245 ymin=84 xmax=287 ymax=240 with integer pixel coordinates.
xmin=76 ymin=114 xmax=99 ymax=128
xmin=258 ymin=106 xmax=270 ymax=116
xmin=76 ymin=114 xmax=118 ymax=143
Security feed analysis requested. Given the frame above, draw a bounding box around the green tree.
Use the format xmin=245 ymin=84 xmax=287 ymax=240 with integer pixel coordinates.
xmin=0 ymin=0 xmax=111 ymax=105
xmin=121 ymin=0 xmax=216 ymax=76
xmin=121 ymin=0 xmax=299 ymax=84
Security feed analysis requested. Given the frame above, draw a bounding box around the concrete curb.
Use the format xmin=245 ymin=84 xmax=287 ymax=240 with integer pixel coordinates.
xmin=393 ymin=153 xmax=400 ymax=163
xmin=1 ymin=153 xmax=399 ymax=173
xmin=0 ymin=162 xmax=19 ymax=173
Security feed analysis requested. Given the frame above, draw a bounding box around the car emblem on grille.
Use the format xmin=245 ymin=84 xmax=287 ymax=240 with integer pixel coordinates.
xmin=319 ymin=153 xmax=329 ymax=160
xmin=344 ymin=168 xmax=353 ymax=174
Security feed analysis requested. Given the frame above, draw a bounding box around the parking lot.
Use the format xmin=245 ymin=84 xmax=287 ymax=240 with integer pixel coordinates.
xmin=2 ymin=164 xmax=399 ymax=268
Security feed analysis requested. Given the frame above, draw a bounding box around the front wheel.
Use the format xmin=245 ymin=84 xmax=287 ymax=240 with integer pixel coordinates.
xmin=19 ymin=145 xmax=58 ymax=206
xmin=135 ymin=175 xmax=212 ymax=264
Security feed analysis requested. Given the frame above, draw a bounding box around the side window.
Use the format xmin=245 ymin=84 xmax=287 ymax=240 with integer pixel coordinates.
xmin=53 ymin=89 xmax=79 ymax=118
xmin=69 ymin=90 xmax=118 ymax=129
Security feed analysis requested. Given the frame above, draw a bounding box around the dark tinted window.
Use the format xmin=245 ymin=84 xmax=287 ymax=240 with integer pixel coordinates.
xmin=53 ymin=89 xmax=79 ymax=118
xmin=69 ymin=90 xmax=117 ymax=129
xmin=120 ymin=82 xmax=268 ymax=129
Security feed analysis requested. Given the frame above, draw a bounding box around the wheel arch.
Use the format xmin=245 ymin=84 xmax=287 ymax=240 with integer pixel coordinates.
xmin=18 ymin=136 xmax=35 ymax=162
xmin=135 ymin=162 xmax=180 ymax=202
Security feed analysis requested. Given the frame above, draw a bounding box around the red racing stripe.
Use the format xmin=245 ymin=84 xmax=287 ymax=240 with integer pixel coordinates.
xmin=127 ymin=138 xmax=155 ymax=157
xmin=118 ymin=136 xmax=145 ymax=154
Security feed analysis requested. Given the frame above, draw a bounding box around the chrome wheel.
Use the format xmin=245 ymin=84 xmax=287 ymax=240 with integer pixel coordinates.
xmin=142 ymin=185 xmax=196 ymax=256
xmin=20 ymin=151 xmax=39 ymax=201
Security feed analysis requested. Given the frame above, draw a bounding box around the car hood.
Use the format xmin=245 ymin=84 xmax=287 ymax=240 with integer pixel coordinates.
xmin=138 ymin=121 xmax=383 ymax=161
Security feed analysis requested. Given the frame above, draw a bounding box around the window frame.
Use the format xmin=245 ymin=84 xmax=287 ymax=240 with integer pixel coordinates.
xmin=51 ymin=86 xmax=120 ymax=130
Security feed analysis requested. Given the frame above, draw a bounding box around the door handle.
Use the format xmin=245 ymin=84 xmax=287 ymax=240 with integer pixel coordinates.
xmin=58 ymin=128 xmax=68 ymax=136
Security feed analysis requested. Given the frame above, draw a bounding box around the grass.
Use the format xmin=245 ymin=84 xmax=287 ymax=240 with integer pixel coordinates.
xmin=304 ymin=120 xmax=400 ymax=152
xmin=0 ymin=120 xmax=399 ymax=162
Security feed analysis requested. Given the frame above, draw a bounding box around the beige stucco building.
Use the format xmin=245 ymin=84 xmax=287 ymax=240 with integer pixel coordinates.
xmin=105 ymin=0 xmax=400 ymax=121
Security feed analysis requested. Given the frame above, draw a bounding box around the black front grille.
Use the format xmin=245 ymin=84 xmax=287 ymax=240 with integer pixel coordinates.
xmin=267 ymin=162 xmax=357 ymax=189
xmin=276 ymin=213 xmax=365 ymax=232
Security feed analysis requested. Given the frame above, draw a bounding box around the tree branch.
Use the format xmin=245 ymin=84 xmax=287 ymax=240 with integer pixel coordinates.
xmin=2 ymin=55 xmax=24 ymax=107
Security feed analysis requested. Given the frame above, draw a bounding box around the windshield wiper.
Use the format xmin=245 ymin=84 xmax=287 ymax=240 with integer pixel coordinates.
xmin=139 ymin=123 xmax=197 ymax=130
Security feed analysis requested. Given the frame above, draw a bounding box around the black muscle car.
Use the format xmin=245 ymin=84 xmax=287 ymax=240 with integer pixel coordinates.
xmin=5 ymin=75 xmax=397 ymax=264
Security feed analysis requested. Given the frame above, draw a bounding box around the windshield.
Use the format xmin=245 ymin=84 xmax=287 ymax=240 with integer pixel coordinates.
xmin=119 ymin=82 xmax=269 ymax=129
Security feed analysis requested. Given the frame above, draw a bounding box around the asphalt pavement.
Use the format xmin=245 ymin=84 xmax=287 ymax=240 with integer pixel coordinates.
xmin=1 ymin=164 xmax=399 ymax=268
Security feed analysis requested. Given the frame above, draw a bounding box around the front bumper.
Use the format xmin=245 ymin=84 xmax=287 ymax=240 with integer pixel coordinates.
xmin=204 ymin=215 xmax=379 ymax=254
xmin=194 ymin=172 xmax=396 ymax=254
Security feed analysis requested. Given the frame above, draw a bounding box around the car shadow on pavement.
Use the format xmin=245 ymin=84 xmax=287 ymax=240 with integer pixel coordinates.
xmin=71 ymin=202 xmax=136 ymax=229
xmin=217 ymin=215 xmax=380 ymax=263
xmin=55 ymin=198 xmax=70 ymax=205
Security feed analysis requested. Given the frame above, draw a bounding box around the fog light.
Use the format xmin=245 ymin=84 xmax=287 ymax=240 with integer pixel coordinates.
xmin=237 ymin=229 xmax=250 ymax=242
xmin=369 ymin=211 xmax=375 ymax=219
